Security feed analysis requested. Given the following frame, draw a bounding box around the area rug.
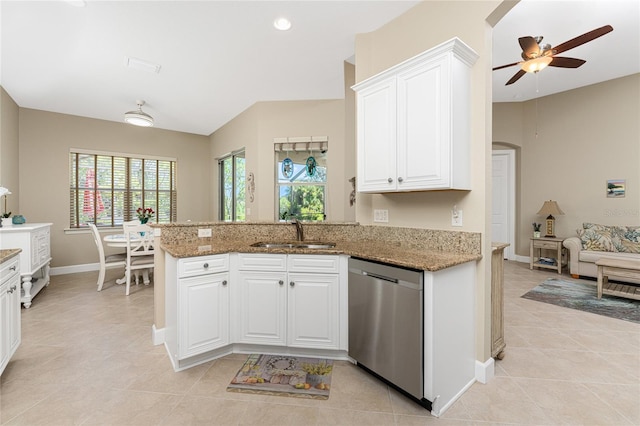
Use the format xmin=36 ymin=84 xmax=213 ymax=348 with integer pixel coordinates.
xmin=227 ymin=354 xmax=333 ymax=400
xmin=522 ymin=278 xmax=640 ymax=324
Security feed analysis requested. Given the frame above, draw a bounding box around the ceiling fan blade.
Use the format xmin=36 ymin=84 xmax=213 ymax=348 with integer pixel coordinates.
xmin=493 ymin=61 xmax=520 ymax=71
xmin=549 ymin=57 xmax=586 ymax=68
xmin=552 ymin=25 xmax=613 ymax=55
xmin=505 ymin=69 xmax=526 ymax=85
xmin=518 ymin=36 xmax=540 ymax=59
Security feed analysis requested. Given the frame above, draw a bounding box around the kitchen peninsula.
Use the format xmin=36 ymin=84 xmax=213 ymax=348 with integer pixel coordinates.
xmin=153 ymin=222 xmax=481 ymax=416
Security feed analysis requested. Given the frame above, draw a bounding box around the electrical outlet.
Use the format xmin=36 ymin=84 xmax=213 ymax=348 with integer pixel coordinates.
xmin=198 ymin=228 xmax=212 ymax=238
xmin=374 ymin=209 xmax=389 ymax=223
xmin=452 ymin=209 xmax=463 ymax=227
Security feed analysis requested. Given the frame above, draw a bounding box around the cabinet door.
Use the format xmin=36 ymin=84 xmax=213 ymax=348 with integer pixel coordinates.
xmin=0 ymin=284 xmax=9 ymax=374
xmin=356 ymin=76 xmax=398 ymax=192
xmin=287 ymin=273 xmax=339 ymax=349
xmin=236 ymin=271 xmax=287 ymax=345
xmin=8 ymin=274 xmax=21 ymax=356
xmin=178 ymin=272 xmax=229 ymax=359
xmin=396 ymin=56 xmax=452 ymax=190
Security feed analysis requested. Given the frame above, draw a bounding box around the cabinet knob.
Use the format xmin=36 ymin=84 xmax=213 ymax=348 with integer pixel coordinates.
xmin=222 ymin=280 xmax=227 ymax=286
xmin=203 ymin=263 xmax=209 ymax=269
xmin=398 ymin=177 xmax=403 ymax=183
xmin=387 ymin=178 xmax=393 ymax=183
xmin=279 ymin=280 xmax=284 ymax=285
xmin=289 ymin=281 xmax=295 ymax=287
xmin=9 ymin=266 xmax=16 ymax=271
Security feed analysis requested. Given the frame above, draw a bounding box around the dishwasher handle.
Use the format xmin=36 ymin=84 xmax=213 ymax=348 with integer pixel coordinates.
xmin=362 ymin=270 xmax=398 ymax=284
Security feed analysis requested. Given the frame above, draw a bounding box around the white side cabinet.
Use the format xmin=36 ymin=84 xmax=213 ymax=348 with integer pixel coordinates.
xmin=165 ymin=253 xmax=230 ymax=370
xmin=235 ymin=253 xmax=344 ymax=350
xmin=0 ymin=254 xmax=21 ymax=376
xmin=0 ymin=223 xmax=52 ymax=308
xmin=353 ymin=38 xmax=478 ymax=193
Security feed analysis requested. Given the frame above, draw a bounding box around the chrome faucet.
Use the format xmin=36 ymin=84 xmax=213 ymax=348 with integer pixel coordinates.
xmin=290 ymin=217 xmax=304 ymax=241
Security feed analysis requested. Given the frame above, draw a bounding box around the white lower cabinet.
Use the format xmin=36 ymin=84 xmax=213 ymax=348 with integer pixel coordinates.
xmin=1 ymin=255 xmax=21 ymax=376
xmin=165 ymin=253 xmax=230 ymax=370
xmin=235 ymin=253 xmax=342 ymax=350
xmin=178 ymin=272 xmax=229 ymax=359
xmin=236 ymin=270 xmax=287 ymax=345
xmin=287 ymin=272 xmax=339 ymax=349
xmin=165 ymin=252 xmax=346 ymax=371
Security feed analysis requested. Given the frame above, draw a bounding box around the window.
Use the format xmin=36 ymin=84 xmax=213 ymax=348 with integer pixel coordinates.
xmin=219 ymin=150 xmax=245 ymax=221
xmin=69 ymin=151 xmax=176 ymax=228
xmin=275 ymin=140 xmax=327 ymax=221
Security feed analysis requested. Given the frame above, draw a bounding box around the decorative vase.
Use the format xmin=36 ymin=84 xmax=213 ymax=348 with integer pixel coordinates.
xmin=140 ymin=217 xmax=148 ymax=224
xmin=1 ymin=217 xmax=12 ymax=227
xmin=12 ymin=215 xmax=25 ymax=225
xmin=533 ymin=231 xmax=541 ymax=238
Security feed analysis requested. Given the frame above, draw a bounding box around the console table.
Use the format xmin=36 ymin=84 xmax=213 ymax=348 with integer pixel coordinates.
xmin=0 ymin=223 xmax=52 ymax=308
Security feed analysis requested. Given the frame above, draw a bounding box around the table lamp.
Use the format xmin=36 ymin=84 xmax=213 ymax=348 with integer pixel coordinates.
xmin=536 ymin=200 xmax=564 ymax=238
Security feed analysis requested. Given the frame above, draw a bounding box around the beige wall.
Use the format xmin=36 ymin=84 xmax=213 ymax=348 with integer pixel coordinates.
xmin=0 ymin=87 xmax=19 ymax=215
xmin=354 ymin=1 xmax=505 ymax=363
xmin=17 ymin=109 xmax=211 ymax=268
xmin=210 ymin=98 xmax=354 ymax=222
xmin=494 ymin=74 xmax=640 ymax=256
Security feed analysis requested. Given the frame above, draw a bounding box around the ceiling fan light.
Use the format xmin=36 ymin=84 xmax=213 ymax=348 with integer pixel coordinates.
xmin=520 ymin=56 xmax=552 ymax=73
xmin=124 ymin=100 xmax=154 ymax=127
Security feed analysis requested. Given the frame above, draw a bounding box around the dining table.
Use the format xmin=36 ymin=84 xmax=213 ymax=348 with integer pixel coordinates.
xmin=103 ymin=233 xmax=152 ymax=285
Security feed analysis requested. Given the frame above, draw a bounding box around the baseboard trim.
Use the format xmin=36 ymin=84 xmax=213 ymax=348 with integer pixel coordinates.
xmin=475 ymin=357 xmax=494 ymax=384
xmin=50 ymin=263 xmax=99 ymax=276
xmin=514 ymin=255 xmax=529 ymax=264
xmin=152 ymin=325 xmax=165 ymax=346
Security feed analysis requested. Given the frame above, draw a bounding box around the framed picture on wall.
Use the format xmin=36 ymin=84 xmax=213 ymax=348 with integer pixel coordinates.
xmin=606 ymin=179 xmax=625 ymax=198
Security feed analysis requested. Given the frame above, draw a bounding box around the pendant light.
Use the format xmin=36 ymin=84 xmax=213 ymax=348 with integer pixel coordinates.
xmin=124 ymin=100 xmax=154 ymax=127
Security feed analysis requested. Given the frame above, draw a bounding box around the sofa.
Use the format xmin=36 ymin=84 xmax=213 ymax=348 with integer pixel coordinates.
xmin=563 ymin=223 xmax=640 ymax=284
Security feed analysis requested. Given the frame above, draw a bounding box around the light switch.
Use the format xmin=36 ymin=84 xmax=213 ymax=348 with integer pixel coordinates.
xmin=374 ymin=209 xmax=389 ymax=223
xmin=198 ymin=228 xmax=212 ymax=238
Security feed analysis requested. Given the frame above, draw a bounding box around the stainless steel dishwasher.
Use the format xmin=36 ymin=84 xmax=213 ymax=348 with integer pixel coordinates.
xmin=348 ymin=257 xmax=428 ymax=408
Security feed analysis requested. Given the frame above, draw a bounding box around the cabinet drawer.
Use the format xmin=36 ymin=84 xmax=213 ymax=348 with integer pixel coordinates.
xmin=288 ymin=255 xmax=340 ymax=273
xmin=0 ymin=257 xmax=20 ymax=284
xmin=533 ymin=240 xmax=559 ymax=250
xmin=238 ymin=253 xmax=287 ymax=271
xmin=178 ymin=254 xmax=229 ymax=278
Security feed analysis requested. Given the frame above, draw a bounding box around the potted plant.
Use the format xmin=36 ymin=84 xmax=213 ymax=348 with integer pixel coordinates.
xmin=301 ymin=361 xmax=333 ymax=389
xmin=0 ymin=187 xmax=11 ymax=227
xmin=532 ymin=222 xmax=541 ymax=238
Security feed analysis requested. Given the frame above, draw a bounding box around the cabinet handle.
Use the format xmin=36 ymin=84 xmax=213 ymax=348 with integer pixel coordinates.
xmin=387 ymin=178 xmax=393 ymax=183
xmin=398 ymin=177 xmax=404 ymax=183
xmin=289 ymin=281 xmax=295 ymax=287
xmin=279 ymin=280 xmax=284 ymax=285
xmin=9 ymin=266 xmax=16 ymax=271
xmin=222 ymin=280 xmax=227 ymax=286
xmin=203 ymin=263 xmax=209 ymax=269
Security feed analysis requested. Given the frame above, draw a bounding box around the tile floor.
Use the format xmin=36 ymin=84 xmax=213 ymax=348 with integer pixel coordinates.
xmin=1 ymin=261 xmax=638 ymax=425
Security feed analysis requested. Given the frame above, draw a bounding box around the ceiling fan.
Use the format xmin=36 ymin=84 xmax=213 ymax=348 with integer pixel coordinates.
xmin=494 ymin=25 xmax=613 ymax=85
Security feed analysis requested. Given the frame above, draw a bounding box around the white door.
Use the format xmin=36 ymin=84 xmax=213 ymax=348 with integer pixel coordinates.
xmin=492 ymin=150 xmax=515 ymax=260
xmin=178 ymin=272 xmax=229 ymax=358
xmin=236 ymin=271 xmax=287 ymax=345
xmin=356 ymin=76 xmax=397 ymax=192
xmin=287 ymin=273 xmax=339 ymax=349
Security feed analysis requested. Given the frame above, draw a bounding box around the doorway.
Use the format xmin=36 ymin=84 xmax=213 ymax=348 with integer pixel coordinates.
xmin=492 ymin=149 xmax=515 ymax=260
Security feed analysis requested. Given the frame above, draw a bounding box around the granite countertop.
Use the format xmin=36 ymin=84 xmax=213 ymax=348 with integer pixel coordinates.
xmin=0 ymin=249 xmax=22 ymax=264
xmin=161 ymin=239 xmax=481 ymax=272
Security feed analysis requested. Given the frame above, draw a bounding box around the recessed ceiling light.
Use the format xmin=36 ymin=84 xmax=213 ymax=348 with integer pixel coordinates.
xmin=274 ymin=17 xmax=292 ymax=31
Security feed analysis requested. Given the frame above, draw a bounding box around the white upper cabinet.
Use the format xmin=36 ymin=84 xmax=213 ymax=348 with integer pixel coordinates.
xmin=353 ymin=38 xmax=478 ymax=193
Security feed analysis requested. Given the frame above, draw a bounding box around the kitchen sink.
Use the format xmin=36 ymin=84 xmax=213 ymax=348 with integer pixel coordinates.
xmin=250 ymin=241 xmax=336 ymax=249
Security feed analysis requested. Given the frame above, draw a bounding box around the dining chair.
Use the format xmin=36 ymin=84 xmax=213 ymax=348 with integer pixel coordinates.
xmin=123 ymin=222 xmax=155 ymax=296
xmin=89 ymin=223 xmax=127 ymax=292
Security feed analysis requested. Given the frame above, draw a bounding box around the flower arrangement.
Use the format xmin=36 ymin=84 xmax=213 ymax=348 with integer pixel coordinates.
xmin=532 ymin=222 xmax=541 ymax=232
xmin=136 ymin=207 xmax=154 ymax=223
xmin=0 ymin=187 xmax=11 ymax=218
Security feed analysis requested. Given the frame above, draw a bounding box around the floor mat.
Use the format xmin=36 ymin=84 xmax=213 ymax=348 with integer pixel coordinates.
xmin=227 ymin=354 xmax=333 ymax=399
xmin=522 ymin=277 xmax=640 ymax=324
